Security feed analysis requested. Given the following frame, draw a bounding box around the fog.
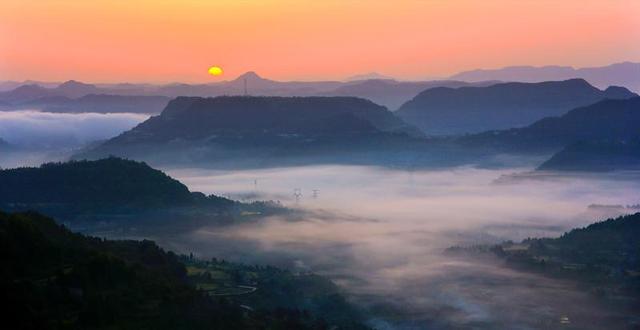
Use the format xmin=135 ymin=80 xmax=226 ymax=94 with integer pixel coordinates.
xmin=0 ymin=110 xmax=148 ymax=149
xmin=159 ymin=165 xmax=640 ymax=329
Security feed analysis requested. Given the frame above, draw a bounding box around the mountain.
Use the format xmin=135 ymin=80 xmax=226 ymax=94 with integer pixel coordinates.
xmin=450 ymin=62 xmax=640 ymax=93
xmin=0 ymin=73 xmax=498 ymax=112
xmin=77 ymin=96 xmax=433 ymax=167
xmin=0 ymin=84 xmax=55 ymax=103
xmin=396 ymin=79 xmax=637 ymax=135
xmin=0 ymin=138 xmax=12 ymax=155
xmin=447 ymin=212 xmax=640 ymax=326
xmin=323 ymin=79 xmax=497 ymax=110
xmin=156 ymin=72 xmax=344 ymax=98
xmin=128 ymin=96 xmax=418 ymax=138
xmin=537 ymin=139 xmax=640 ymax=172
xmin=0 ymin=211 xmax=369 ymax=329
xmin=346 ymin=72 xmax=393 ymax=81
xmin=460 ymin=97 xmax=640 ymax=154
xmin=54 ymin=80 xmax=100 ymax=98
xmin=26 ymin=94 xmax=171 ymax=114
xmin=0 ymin=157 xmax=232 ymax=213
xmin=0 ymin=157 xmax=193 ymax=206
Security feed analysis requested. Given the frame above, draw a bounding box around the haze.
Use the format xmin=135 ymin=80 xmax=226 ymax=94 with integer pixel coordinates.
xmin=153 ymin=165 xmax=639 ymax=329
xmin=1 ymin=0 xmax=639 ymax=82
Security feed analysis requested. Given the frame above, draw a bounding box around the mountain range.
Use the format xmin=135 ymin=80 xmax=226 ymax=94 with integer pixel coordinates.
xmin=396 ymin=79 xmax=637 ymax=135
xmin=0 ymin=72 xmax=494 ymax=111
xmin=21 ymin=94 xmax=170 ymax=114
xmin=77 ymin=96 xmax=437 ymax=167
xmin=0 ymin=211 xmax=368 ymax=329
xmin=73 ymin=95 xmax=640 ymax=171
xmin=537 ymin=139 xmax=640 ymax=172
xmin=0 ymin=157 xmax=244 ymax=225
xmin=3 ymin=61 xmax=638 ymax=111
xmin=450 ymin=62 xmax=640 ymax=93
xmin=459 ymin=97 xmax=640 ymax=153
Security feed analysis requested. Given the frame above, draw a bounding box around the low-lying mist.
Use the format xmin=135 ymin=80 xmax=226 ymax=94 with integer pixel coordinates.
xmin=158 ymin=165 xmax=640 ymax=329
xmin=0 ymin=110 xmax=148 ymax=168
xmin=0 ymin=110 xmax=148 ymax=149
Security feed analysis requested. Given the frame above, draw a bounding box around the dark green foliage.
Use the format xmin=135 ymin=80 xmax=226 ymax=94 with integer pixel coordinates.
xmin=0 ymin=211 xmax=204 ymax=329
xmin=184 ymin=259 xmax=369 ymax=329
xmin=0 ymin=157 xmax=193 ymax=206
xmin=0 ymin=211 xmax=370 ymax=329
xmin=551 ymin=213 xmax=640 ymax=270
xmin=488 ymin=213 xmax=640 ymax=297
xmin=0 ymin=157 xmax=233 ymax=212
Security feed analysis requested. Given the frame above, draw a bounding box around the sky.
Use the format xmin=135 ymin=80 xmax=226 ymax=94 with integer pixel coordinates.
xmin=1 ymin=0 xmax=639 ymax=83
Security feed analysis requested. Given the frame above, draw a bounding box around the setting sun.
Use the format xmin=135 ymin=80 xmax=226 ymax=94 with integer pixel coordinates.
xmin=208 ymin=66 xmax=223 ymax=76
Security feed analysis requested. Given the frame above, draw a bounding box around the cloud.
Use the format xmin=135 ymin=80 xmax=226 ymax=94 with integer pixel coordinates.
xmin=153 ymin=165 xmax=640 ymax=329
xmin=0 ymin=110 xmax=148 ymax=149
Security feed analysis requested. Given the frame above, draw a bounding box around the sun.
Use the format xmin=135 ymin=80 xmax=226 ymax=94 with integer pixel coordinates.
xmin=208 ymin=66 xmax=223 ymax=76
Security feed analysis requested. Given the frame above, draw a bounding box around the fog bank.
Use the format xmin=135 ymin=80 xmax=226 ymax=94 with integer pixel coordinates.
xmin=159 ymin=165 xmax=639 ymax=329
xmin=0 ymin=110 xmax=148 ymax=149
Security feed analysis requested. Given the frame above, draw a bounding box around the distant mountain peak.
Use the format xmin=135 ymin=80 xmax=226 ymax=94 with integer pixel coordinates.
xmin=603 ymin=85 xmax=637 ymax=98
xmin=234 ymin=71 xmax=265 ymax=81
xmin=347 ymin=72 xmax=394 ymax=81
xmin=57 ymin=80 xmax=96 ymax=88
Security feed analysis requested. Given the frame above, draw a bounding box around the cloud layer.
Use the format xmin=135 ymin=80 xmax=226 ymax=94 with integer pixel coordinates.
xmin=158 ymin=165 xmax=640 ymax=329
xmin=0 ymin=110 xmax=148 ymax=149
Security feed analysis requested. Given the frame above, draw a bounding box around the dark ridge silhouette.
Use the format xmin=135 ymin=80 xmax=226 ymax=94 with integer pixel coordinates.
xmin=0 ymin=211 xmax=369 ymax=329
xmin=450 ymin=62 xmax=640 ymax=92
xmin=0 ymin=157 xmax=232 ymax=210
xmin=0 ymin=84 xmax=54 ymax=103
xmin=460 ymin=97 xmax=640 ymax=153
xmin=323 ymin=79 xmax=498 ymax=110
xmin=54 ymin=80 xmax=100 ymax=98
xmin=537 ymin=139 xmax=640 ymax=172
xmin=25 ymin=94 xmax=171 ymax=114
xmin=76 ymin=96 xmax=449 ymax=168
xmin=149 ymin=96 xmax=418 ymax=138
xmin=396 ymin=79 xmax=637 ymax=135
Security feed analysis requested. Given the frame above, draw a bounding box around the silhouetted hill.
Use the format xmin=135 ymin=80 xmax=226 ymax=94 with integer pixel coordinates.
xmin=502 ymin=213 xmax=640 ymax=290
xmin=0 ymin=157 xmax=189 ymax=205
xmin=537 ymin=139 xmax=640 ymax=172
xmin=0 ymin=138 xmax=11 ymax=154
xmin=0 ymin=157 xmax=231 ymax=212
xmin=54 ymin=80 xmax=100 ymax=98
xmin=156 ymin=72 xmax=343 ymax=98
xmin=26 ymin=94 xmax=170 ymax=113
xmin=152 ymin=96 xmax=418 ymax=137
xmin=346 ymin=72 xmax=393 ymax=81
xmin=0 ymin=74 xmax=498 ymax=111
xmin=397 ymin=79 xmax=637 ymax=135
xmin=0 ymin=211 xmax=369 ymax=329
xmin=450 ymin=62 xmax=640 ymax=93
xmin=447 ymin=212 xmax=640 ymax=321
xmin=460 ymin=97 xmax=640 ymax=154
xmin=77 ymin=96 xmax=434 ymax=167
xmin=0 ymin=84 xmax=55 ymax=103
xmin=324 ymin=79 xmax=497 ymax=110
xmin=0 ymin=81 xmax=104 ymax=104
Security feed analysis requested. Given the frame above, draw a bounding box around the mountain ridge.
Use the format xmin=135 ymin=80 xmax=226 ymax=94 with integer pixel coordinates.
xmin=396 ymin=79 xmax=637 ymax=135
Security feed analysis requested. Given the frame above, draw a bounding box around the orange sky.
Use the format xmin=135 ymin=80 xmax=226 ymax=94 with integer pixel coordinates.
xmin=1 ymin=0 xmax=639 ymax=83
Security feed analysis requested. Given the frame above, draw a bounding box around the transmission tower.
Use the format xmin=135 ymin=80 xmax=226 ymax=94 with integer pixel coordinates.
xmin=293 ymin=188 xmax=302 ymax=204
